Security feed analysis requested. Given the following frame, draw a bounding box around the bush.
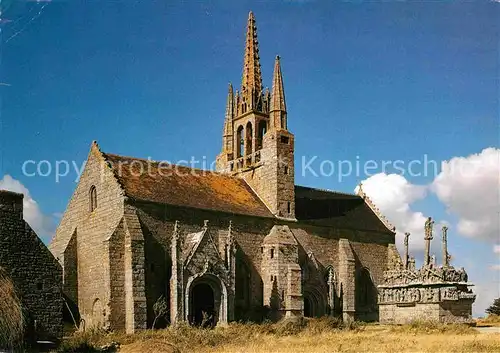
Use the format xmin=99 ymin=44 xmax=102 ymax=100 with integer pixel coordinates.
xmin=0 ymin=267 xmax=25 ymax=350
xmin=486 ymin=298 xmax=500 ymax=316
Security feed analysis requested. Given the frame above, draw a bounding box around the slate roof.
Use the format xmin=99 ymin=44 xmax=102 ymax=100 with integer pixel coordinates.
xmin=103 ymin=153 xmax=274 ymax=218
xmin=294 ymin=186 xmax=395 ymax=234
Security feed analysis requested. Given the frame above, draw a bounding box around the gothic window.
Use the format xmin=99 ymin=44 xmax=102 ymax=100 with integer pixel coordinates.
xmin=257 ymin=120 xmax=267 ymax=150
xmin=89 ymin=185 xmax=97 ymax=212
xmin=270 ymin=248 xmax=274 ymax=259
xmin=245 ymin=122 xmax=253 ymax=156
xmin=236 ymin=126 xmax=244 ymax=158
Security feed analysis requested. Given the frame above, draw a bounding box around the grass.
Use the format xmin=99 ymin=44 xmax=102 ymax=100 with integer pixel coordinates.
xmin=477 ymin=314 xmax=500 ymax=327
xmin=0 ymin=266 xmax=25 ymax=351
xmin=55 ymin=318 xmax=500 ymax=353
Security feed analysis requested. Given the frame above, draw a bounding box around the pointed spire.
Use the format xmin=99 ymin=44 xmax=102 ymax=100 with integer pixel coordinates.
xmin=241 ymin=11 xmax=262 ymax=110
xmin=269 ymin=55 xmax=287 ymax=130
xmin=225 ymin=83 xmax=234 ymax=123
xmin=270 ymin=55 xmax=286 ymax=113
xmin=222 ymin=83 xmax=235 ymax=150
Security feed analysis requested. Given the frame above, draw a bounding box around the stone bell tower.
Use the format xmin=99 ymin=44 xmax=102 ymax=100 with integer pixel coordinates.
xmin=216 ymin=12 xmax=295 ymax=220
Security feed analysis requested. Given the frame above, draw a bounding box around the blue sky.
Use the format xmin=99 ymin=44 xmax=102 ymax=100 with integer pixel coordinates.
xmin=0 ymin=1 xmax=498 ymax=315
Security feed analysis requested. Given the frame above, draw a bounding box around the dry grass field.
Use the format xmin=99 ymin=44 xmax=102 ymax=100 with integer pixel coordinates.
xmin=56 ymin=318 xmax=500 ymax=353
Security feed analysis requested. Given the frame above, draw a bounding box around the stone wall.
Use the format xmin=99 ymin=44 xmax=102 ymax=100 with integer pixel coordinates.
xmin=49 ymin=142 xmax=125 ymax=330
xmin=0 ymin=190 xmax=63 ymax=341
xmin=132 ymin=200 xmax=393 ymax=324
xmin=239 ymin=128 xmax=295 ymax=219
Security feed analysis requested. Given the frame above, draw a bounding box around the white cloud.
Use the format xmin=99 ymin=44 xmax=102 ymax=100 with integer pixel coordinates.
xmin=474 ymin=281 xmax=500 ymax=317
xmin=0 ymin=175 xmax=55 ymax=242
xmin=355 ymin=173 xmax=431 ymax=253
xmin=432 ymin=148 xmax=500 ymax=242
xmin=492 ymin=245 xmax=500 ymax=271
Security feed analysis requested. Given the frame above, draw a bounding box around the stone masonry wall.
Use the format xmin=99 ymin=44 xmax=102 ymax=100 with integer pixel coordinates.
xmin=239 ymin=129 xmax=295 ymax=219
xmin=0 ymin=190 xmax=63 ymax=341
xmin=49 ymin=143 xmax=125 ymax=330
xmin=132 ymin=200 xmax=394 ymax=322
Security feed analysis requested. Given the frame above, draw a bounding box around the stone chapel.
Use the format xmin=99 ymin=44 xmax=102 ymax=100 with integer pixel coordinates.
xmin=49 ymin=12 xmax=400 ymax=333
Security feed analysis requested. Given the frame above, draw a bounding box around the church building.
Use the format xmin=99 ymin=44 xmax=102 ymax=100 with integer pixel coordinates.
xmin=49 ymin=12 xmax=398 ymax=333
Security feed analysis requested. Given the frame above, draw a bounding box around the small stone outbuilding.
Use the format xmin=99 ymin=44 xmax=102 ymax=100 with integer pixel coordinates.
xmin=0 ymin=190 xmax=63 ymax=343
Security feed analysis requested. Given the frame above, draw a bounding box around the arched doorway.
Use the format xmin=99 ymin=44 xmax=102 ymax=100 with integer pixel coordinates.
xmin=303 ymin=289 xmax=327 ymax=318
xmin=188 ymin=275 xmax=226 ymax=327
xmin=92 ymin=298 xmax=105 ymax=328
xmin=304 ymin=295 xmax=313 ymax=318
xmin=191 ymin=282 xmax=215 ymax=327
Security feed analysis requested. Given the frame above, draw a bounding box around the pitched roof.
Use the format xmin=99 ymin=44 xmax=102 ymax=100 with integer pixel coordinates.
xmin=294 ymin=186 xmax=395 ymax=234
xmin=102 ymin=153 xmax=274 ymax=218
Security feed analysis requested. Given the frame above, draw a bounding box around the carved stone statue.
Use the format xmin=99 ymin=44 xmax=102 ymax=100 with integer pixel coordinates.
xmin=404 ymin=232 xmax=410 ymax=269
xmin=442 ymin=226 xmax=449 ymax=267
xmin=424 ymin=217 xmax=434 ymax=266
xmin=408 ymin=256 xmax=416 ymax=271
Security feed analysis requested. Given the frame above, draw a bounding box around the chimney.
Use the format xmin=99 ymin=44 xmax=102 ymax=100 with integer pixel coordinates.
xmin=0 ymin=190 xmax=24 ymax=220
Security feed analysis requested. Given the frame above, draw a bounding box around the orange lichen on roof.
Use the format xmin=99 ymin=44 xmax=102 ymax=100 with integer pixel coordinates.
xmin=103 ymin=153 xmax=273 ymax=218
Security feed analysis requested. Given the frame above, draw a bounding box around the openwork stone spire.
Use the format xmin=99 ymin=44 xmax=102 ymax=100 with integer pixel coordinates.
xmin=241 ymin=11 xmax=262 ymax=110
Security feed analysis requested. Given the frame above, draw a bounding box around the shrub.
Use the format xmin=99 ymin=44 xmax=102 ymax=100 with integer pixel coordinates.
xmin=0 ymin=267 xmax=25 ymax=350
xmin=486 ymin=298 xmax=500 ymax=316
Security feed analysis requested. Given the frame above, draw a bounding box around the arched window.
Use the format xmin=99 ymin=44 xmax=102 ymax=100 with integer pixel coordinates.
xmin=236 ymin=126 xmax=244 ymax=158
xmin=257 ymin=120 xmax=267 ymax=150
xmin=89 ymin=186 xmax=97 ymax=212
xmin=245 ymin=122 xmax=253 ymax=156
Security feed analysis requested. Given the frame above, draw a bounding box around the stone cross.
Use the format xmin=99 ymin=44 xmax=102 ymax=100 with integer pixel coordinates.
xmin=442 ymin=225 xmax=449 ymax=267
xmin=424 ymin=217 xmax=434 ymax=266
xmin=404 ymin=232 xmax=410 ymax=269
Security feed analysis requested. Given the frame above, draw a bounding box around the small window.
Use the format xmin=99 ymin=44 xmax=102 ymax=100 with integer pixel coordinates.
xmin=284 ymin=165 xmax=289 ymax=175
xmin=270 ymin=248 xmax=275 ymax=259
xmin=89 ymin=186 xmax=97 ymax=212
xmin=280 ymin=136 xmax=289 ymax=144
xmin=287 ymin=202 xmax=291 ymax=214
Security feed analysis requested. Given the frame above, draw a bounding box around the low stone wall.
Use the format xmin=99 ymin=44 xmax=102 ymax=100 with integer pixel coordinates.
xmin=378 ymin=283 xmax=475 ymax=324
